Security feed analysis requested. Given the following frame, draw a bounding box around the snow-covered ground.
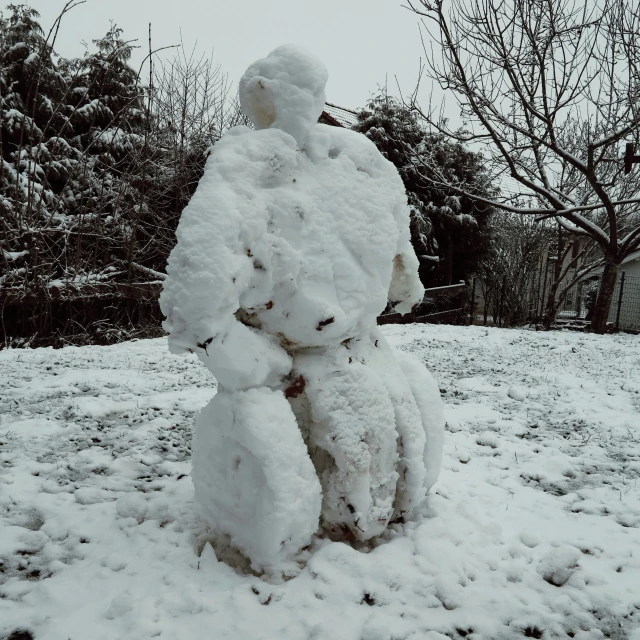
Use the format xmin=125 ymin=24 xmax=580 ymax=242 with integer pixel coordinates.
xmin=1 ymin=324 xmax=639 ymax=640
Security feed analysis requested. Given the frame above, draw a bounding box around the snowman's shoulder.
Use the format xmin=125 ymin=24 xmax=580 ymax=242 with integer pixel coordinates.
xmin=207 ymin=126 xmax=298 ymax=168
xmin=176 ymin=127 xmax=298 ymax=240
xmin=305 ymin=123 xmax=397 ymax=179
xmin=197 ymin=126 xmax=299 ymax=198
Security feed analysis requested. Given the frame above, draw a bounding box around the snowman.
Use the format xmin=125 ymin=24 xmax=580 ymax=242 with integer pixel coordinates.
xmin=160 ymin=44 xmax=444 ymax=573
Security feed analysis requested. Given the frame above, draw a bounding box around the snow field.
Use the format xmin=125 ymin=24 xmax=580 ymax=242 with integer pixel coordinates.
xmin=1 ymin=325 xmax=639 ymax=639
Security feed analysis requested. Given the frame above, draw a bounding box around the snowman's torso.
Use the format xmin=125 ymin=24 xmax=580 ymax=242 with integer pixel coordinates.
xmin=232 ymin=124 xmax=405 ymax=347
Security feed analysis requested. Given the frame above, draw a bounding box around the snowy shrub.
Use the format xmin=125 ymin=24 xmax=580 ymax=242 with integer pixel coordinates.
xmin=0 ymin=7 xmax=237 ymax=347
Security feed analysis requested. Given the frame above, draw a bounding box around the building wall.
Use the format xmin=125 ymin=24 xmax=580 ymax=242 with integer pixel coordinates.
xmin=620 ymin=258 xmax=640 ymax=278
xmin=607 ymin=262 xmax=640 ymax=331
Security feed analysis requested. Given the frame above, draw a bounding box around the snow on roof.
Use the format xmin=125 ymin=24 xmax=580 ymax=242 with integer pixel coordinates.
xmin=322 ymin=102 xmax=360 ymax=128
xmin=623 ymin=249 xmax=640 ymax=264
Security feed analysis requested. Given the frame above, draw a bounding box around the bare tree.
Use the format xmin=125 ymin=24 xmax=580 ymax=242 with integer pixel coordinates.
xmin=149 ymin=42 xmax=234 ymax=224
xmin=406 ymin=0 xmax=640 ymax=332
xmin=477 ymin=211 xmax=552 ymax=326
xmin=540 ymin=224 xmax=601 ymax=328
xmin=120 ymin=41 xmax=238 ymax=280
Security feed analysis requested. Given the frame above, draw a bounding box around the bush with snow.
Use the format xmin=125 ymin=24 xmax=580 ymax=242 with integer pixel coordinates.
xmin=160 ymin=44 xmax=444 ymax=572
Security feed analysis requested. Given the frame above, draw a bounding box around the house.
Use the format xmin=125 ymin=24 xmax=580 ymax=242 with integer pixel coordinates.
xmin=605 ymin=251 xmax=640 ymax=331
xmin=549 ymin=242 xmax=640 ymax=331
xmin=319 ymin=102 xmax=360 ymax=128
xmin=620 ymin=249 xmax=640 ymax=278
xmin=569 ymin=249 xmax=640 ymax=331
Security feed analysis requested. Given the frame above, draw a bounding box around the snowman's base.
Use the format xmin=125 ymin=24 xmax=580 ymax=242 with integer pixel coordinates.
xmin=291 ymin=332 xmax=443 ymax=541
xmin=192 ymin=387 xmax=322 ymax=573
xmin=192 ymin=338 xmax=444 ymax=572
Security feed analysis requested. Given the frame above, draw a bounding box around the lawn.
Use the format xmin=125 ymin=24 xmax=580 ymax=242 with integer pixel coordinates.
xmin=1 ymin=325 xmax=639 ymax=640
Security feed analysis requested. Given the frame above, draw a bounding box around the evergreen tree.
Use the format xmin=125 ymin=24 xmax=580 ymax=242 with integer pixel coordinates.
xmin=0 ymin=8 xmax=149 ymax=316
xmin=0 ymin=4 xmax=257 ymax=345
xmin=69 ymin=23 xmax=145 ymax=152
xmin=0 ymin=5 xmax=70 ymax=226
xmin=353 ymin=95 xmax=494 ymax=287
xmin=63 ymin=23 xmax=150 ymax=277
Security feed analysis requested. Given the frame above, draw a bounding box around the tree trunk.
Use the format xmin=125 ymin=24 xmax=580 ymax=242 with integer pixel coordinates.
xmin=542 ymin=224 xmax=564 ymax=330
xmin=542 ymin=284 xmax=560 ymax=329
xmin=591 ymin=259 xmax=618 ymax=334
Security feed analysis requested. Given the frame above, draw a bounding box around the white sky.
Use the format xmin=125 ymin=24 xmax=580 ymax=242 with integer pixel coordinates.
xmin=26 ymin=0 xmax=434 ymax=111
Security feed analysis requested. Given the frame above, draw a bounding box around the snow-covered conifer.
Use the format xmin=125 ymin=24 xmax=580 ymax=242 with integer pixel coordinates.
xmin=353 ymin=95 xmax=494 ymax=286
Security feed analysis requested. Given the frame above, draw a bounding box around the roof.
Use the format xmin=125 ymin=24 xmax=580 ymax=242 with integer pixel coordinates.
xmin=321 ymin=102 xmax=360 ymax=129
xmin=623 ymin=249 xmax=640 ymax=264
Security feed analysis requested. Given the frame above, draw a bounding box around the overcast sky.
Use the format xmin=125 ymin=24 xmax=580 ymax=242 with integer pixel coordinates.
xmin=27 ymin=0 xmax=433 ymax=111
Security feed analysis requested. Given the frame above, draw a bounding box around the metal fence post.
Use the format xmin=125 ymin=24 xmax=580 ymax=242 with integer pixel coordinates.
xmin=539 ymin=258 xmax=550 ymax=323
xmin=497 ymin=276 xmax=506 ymax=327
xmin=575 ymin=282 xmax=583 ymax=319
xmin=615 ymin=271 xmax=626 ymax=331
xmin=535 ymin=255 xmax=544 ymax=320
xmin=469 ymin=277 xmax=476 ymax=326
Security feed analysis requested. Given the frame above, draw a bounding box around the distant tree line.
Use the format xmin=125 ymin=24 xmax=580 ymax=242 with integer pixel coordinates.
xmin=6 ymin=0 xmax=630 ymax=346
xmin=0 ymin=3 xmax=498 ymax=347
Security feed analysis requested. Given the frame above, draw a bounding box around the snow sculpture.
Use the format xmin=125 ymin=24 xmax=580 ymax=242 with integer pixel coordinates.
xmin=160 ymin=44 xmax=444 ymax=572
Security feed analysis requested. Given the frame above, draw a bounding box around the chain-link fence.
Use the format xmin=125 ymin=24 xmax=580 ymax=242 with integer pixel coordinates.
xmin=469 ymin=269 xmax=640 ymax=332
xmin=608 ymin=273 xmax=640 ymax=331
xmin=553 ymin=270 xmax=640 ymax=332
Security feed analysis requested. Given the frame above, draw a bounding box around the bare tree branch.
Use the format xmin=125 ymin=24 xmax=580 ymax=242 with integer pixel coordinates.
xmin=405 ymin=0 xmax=640 ymax=331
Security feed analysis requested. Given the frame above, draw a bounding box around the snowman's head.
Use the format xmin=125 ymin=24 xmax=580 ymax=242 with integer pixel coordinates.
xmin=239 ymin=44 xmax=328 ymax=146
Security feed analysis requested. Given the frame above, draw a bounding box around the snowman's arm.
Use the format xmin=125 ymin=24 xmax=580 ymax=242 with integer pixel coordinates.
xmin=388 ymin=202 xmax=425 ymax=315
xmin=160 ymin=127 xmax=297 ymax=389
xmin=163 ymin=287 xmax=292 ymax=391
xmin=195 ymin=321 xmax=292 ymax=390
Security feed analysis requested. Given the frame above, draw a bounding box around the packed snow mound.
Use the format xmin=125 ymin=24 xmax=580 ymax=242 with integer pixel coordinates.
xmin=291 ymin=337 xmax=401 ymax=540
xmin=239 ymin=44 xmax=328 ymax=146
xmin=289 ymin=329 xmax=444 ymax=539
xmin=160 ymin=44 xmax=440 ymax=571
xmin=192 ymin=387 xmax=321 ymax=572
xmin=395 ymin=349 xmax=445 ymax=492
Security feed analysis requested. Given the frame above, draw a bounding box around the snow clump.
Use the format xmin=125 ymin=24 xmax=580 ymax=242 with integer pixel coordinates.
xmin=239 ymin=44 xmax=328 ymax=146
